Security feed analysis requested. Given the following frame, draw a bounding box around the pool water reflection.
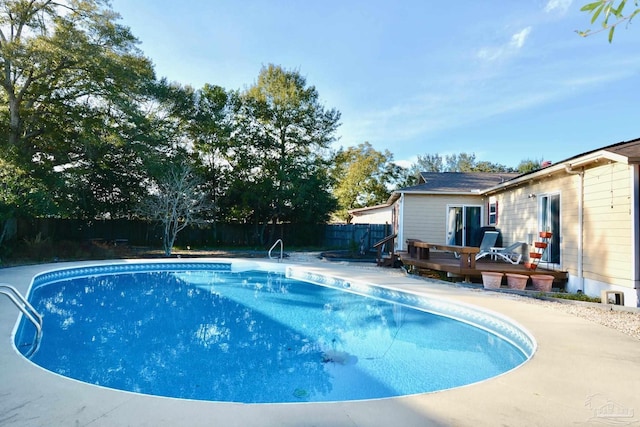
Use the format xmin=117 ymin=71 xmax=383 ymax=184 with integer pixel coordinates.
xmin=16 ymin=266 xmax=529 ymax=403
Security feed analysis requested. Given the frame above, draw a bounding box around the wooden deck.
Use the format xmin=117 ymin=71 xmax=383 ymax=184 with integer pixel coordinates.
xmin=398 ymin=250 xmax=568 ymax=285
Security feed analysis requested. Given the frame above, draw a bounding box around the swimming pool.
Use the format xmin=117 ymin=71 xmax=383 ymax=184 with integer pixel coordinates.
xmin=13 ymin=260 xmax=535 ymax=403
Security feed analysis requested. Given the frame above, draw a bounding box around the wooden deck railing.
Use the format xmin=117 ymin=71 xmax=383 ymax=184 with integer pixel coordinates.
xmin=373 ymin=233 xmax=397 ymax=266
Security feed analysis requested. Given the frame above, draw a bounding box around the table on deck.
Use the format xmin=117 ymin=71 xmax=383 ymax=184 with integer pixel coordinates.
xmin=406 ymin=240 xmax=480 ymax=269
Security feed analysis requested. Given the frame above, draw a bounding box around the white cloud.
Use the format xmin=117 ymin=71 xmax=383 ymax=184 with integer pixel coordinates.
xmin=477 ymin=27 xmax=532 ymax=61
xmin=510 ymin=27 xmax=532 ymax=49
xmin=544 ymin=0 xmax=573 ymax=14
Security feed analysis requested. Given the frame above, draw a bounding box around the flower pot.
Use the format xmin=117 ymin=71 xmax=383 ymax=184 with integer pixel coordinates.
xmin=506 ymin=273 xmax=528 ymax=290
xmin=539 ymin=231 xmax=553 ymax=239
xmin=531 ymin=274 xmax=554 ymax=292
xmin=481 ymin=272 xmax=503 ymax=289
xmin=534 ymin=242 xmax=548 ymax=249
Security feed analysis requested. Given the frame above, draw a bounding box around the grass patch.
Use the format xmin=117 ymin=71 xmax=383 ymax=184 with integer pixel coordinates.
xmin=545 ymin=292 xmax=601 ymax=303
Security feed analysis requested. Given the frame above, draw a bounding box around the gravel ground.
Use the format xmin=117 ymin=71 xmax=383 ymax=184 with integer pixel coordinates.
xmin=518 ymin=297 xmax=640 ymax=341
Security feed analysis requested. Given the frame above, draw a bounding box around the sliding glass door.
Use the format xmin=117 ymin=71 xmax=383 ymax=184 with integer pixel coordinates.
xmin=446 ymin=205 xmax=481 ymax=246
xmin=539 ymin=193 xmax=560 ymax=264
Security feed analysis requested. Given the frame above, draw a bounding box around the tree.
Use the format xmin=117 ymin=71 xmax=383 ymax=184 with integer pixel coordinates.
xmin=222 ymin=64 xmax=340 ymax=240
xmin=188 ymin=83 xmax=233 ymax=222
xmin=473 ymin=160 xmax=515 ymax=173
xmin=137 ymin=162 xmax=213 ymax=256
xmin=415 ymin=153 xmax=445 ymax=173
xmin=331 ymin=142 xmax=401 ymax=223
xmin=517 ymin=158 xmax=543 ymax=174
xmin=445 ymin=153 xmax=477 ymax=172
xmin=0 ymin=0 xmax=156 ymax=218
xmin=0 ymin=156 xmax=52 ymax=251
xmin=396 ymin=152 xmax=516 ymax=191
xmin=578 ymin=0 xmax=640 ymax=42
xmin=397 ymin=153 xmax=444 ymax=188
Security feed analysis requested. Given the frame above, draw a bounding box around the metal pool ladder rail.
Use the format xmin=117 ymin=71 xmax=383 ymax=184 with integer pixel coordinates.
xmin=0 ymin=284 xmax=43 ymax=358
xmin=269 ymin=239 xmax=284 ymax=261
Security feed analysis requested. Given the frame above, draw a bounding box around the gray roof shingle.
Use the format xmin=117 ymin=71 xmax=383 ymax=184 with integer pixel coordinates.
xmin=400 ymin=172 xmax=519 ymax=193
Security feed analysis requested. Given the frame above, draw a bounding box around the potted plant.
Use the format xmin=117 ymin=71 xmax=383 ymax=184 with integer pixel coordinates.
xmin=506 ymin=273 xmax=528 ymax=290
xmin=531 ymin=274 xmax=554 ymax=292
xmin=481 ymin=272 xmax=503 ymax=289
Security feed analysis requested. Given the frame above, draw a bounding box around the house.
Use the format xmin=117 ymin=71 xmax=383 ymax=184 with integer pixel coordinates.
xmin=389 ymin=172 xmax=519 ymax=247
xmin=348 ymin=203 xmax=393 ymax=225
xmin=388 ymin=138 xmax=640 ymax=307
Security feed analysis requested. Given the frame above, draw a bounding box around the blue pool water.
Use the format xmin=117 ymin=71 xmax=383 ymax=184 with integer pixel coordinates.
xmin=15 ymin=262 xmax=532 ymax=403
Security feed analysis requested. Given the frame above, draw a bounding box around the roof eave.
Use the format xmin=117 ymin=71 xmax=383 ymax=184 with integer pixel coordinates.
xmin=483 ymin=149 xmax=626 ymax=194
xmin=389 ymin=190 xmax=484 ymax=202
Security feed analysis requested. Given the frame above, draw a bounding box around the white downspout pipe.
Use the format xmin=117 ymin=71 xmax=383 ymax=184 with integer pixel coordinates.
xmin=631 ymin=165 xmax=640 ymax=299
xmin=398 ymin=193 xmax=405 ymax=251
xmin=565 ymin=165 xmax=584 ymax=292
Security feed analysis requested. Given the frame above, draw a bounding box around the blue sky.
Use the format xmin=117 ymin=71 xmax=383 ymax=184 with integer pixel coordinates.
xmin=110 ymin=0 xmax=640 ymax=168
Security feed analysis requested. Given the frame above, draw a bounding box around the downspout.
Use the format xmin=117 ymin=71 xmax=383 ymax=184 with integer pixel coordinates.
xmin=398 ymin=193 xmax=405 ymax=251
xmin=565 ymin=165 xmax=584 ymax=292
xmin=632 ymin=165 xmax=640 ymax=295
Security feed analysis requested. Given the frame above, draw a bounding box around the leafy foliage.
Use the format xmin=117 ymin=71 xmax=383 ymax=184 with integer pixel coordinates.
xmin=223 ymin=64 xmax=340 ymax=232
xmin=0 ymin=0 xmax=156 ymax=218
xmin=578 ymin=0 xmax=640 ymax=41
xmin=331 ymin=142 xmax=401 ymax=222
xmin=517 ymin=158 xmax=544 ymax=174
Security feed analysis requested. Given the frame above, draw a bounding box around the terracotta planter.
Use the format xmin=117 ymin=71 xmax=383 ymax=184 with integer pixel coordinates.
xmin=481 ymin=272 xmax=503 ymax=289
xmin=539 ymin=231 xmax=553 ymax=239
xmin=531 ymin=274 xmax=554 ymax=292
xmin=506 ymin=273 xmax=528 ymax=290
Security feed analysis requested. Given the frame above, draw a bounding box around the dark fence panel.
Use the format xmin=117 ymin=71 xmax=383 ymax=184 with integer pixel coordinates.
xmin=13 ymin=219 xmax=335 ymax=249
xmin=323 ymin=224 xmax=391 ymax=251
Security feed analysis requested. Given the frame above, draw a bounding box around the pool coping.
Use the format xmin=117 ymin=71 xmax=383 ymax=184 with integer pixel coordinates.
xmin=1 ymin=258 xmax=639 ymax=426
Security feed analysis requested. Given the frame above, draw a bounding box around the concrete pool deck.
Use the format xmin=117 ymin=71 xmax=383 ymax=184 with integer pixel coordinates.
xmin=1 ymin=259 xmax=639 ymax=426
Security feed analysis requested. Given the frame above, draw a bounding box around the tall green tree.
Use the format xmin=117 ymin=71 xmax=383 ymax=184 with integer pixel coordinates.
xmin=0 ymin=0 xmax=156 ymax=218
xmin=517 ymin=158 xmax=543 ymax=174
xmin=223 ymin=65 xmax=340 ymax=241
xmin=189 ymin=83 xmax=233 ymax=221
xmin=332 ymin=142 xmax=401 ymax=223
xmin=396 ymin=152 xmax=517 ymax=191
xmin=445 ymin=153 xmax=477 ymax=172
xmin=397 ymin=153 xmax=444 ymax=188
xmin=0 ymin=156 xmax=51 ymax=250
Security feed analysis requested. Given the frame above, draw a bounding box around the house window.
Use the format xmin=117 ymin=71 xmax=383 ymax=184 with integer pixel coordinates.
xmin=538 ymin=193 xmax=560 ymax=264
xmin=488 ymin=198 xmax=498 ymax=225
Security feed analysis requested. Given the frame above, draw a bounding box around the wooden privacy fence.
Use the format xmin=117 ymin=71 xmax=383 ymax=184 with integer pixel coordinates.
xmin=11 ymin=219 xmax=391 ymax=250
xmin=323 ymin=223 xmax=391 ymax=251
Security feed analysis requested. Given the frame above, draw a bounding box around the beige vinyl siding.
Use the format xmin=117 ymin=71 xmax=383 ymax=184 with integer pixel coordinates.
xmin=494 ymin=173 xmax=581 ymax=265
xmin=492 ymin=187 xmax=538 ymax=247
xmin=495 ymin=163 xmax=634 ymax=288
xmin=582 ymin=163 xmax=633 ymax=287
xmin=400 ymin=194 xmax=485 ymax=249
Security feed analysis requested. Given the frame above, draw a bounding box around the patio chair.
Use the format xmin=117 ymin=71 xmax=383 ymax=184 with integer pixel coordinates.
xmin=474 ymin=231 xmax=500 ymax=261
xmin=478 ymin=241 xmax=525 ymax=264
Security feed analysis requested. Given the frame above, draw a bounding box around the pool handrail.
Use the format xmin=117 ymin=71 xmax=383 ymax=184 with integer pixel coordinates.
xmin=1 ymin=283 xmax=42 ymax=358
xmin=268 ymin=239 xmax=284 ymax=261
